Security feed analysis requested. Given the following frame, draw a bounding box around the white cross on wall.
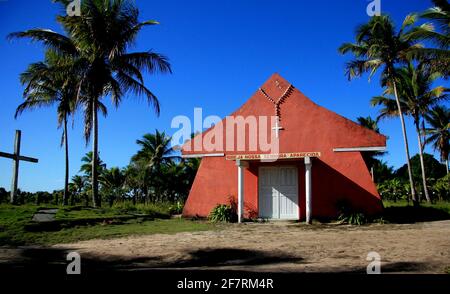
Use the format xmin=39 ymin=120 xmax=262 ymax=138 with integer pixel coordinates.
xmin=272 ymin=117 xmax=284 ymax=138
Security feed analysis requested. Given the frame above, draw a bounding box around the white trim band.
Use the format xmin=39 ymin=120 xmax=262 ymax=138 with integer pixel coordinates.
xmin=181 ymin=153 xmax=225 ymax=158
xmin=333 ymin=146 xmax=386 ymax=152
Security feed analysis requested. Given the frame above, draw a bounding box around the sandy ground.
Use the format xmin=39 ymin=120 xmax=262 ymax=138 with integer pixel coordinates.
xmin=43 ymin=220 xmax=450 ymax=273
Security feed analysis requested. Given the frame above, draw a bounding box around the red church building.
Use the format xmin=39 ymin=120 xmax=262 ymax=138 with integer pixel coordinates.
xmin=181 ymin=73 xmax=386 ymax=223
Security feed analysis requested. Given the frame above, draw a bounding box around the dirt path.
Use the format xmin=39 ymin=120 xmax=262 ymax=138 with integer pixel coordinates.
xmin=50 ymin=220 xmax=450 ymax=273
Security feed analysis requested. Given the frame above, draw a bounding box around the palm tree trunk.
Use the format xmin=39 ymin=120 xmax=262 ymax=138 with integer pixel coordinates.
xmin=446 ymin=159 xmax=449 ymax=175
xmin=391 ymin=79 xmax=417 ymax=205
xmin=63 ymin=116 xmax=69 ymax=206
xmin=92 ymin=99 xmax=100 ymax=207
xmin=415 ymin=121 xmax=431 ymax=202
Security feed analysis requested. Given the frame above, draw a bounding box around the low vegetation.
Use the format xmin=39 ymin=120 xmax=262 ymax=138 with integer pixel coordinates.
xmin=0 ymin=204 xmax=214 ymax=246
xmin=208 ymin=204 xmax=237 ymax=223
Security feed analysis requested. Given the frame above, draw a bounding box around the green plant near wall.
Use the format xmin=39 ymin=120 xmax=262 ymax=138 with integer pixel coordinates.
xmin=208 ymin=204 xmax=236 ymax=223
xmin=338 ymin=212 xmax=367 ymax=225
xmin=335 ymin=199 xmax=368 ymax=225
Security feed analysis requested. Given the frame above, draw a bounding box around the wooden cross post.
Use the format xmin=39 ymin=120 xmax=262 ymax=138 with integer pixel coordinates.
xmin=0 ymin=130 xmax=38 ymax=204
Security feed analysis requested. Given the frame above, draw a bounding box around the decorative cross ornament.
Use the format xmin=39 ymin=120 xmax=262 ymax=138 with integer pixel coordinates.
xmin=272 ymin=116 xmax=283 ymax=138
xmin=0 ymin=130 xmax=38 ymax=204
xmin=259 ymin=81 xmax=293 ymax=138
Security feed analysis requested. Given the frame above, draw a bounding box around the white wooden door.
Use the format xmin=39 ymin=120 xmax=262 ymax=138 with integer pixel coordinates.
xmin=259 ymin=166 xmax=299 ymax=219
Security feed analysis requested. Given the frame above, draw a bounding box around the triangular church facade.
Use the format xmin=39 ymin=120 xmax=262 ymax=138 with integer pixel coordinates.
xmin=181 ymin=73 xmax=386 ymax=222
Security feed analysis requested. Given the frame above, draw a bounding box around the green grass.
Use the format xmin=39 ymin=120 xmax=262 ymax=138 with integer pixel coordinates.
xmin=382 ymin=200 xmax=450 ymax=223
xmin=383 ymin=200 xmax=450 ymax=212
xmin=0 ymin=204 xmax=215 ymax=246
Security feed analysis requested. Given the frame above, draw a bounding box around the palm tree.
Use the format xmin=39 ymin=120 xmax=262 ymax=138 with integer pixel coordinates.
xmin=80 ymin=151 xmax=106 ymax=179
xmin=420 ymin=0 xmax=450 ymax=77
xmin=132 ymin=130 xmax=178 ymax=201
xmin=69 ymin=175 xmax=86 ymax=205
xmin=132 ymin=131 xmax=178 ymax=171
xmin=100 ymin=167 xmax=125 ymax=206
xmin=371 ymin=63 xmax=449 ymax=202
xmin=425 ymin=106 xmax=450 ymax=175
xmin=9 ymin=0 xmax=171 ymax=207
xmin=80 ymin=151 xmax=106 ymax=206
xmin=356 ymin=116 xmax=384 ymax=181
xmin=14 ymin=50 xmax=77 ymax=205
xmin=339 ymin=15 xmax=434 ymax=205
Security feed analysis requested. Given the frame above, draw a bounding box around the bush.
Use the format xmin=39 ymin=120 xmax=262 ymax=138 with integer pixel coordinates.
xmin=338 ymin=212 xmax=367 ymax=225
xmin=208 ymin=204 xmax=236 ymax=223
xmin=111 ymin=201 xmax=171 ymax=217
xmin=377 ymin=179 xmax=410 ymax=201
xmin=168 ymin=201 xmax=184 ymax=215
xmin=431 ymin=174 xmax=450 ymax=201
xmin=335 ymin=199 xmax=367 ymax=225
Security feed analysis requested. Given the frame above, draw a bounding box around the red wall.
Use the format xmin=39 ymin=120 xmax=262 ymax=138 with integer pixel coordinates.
xmin=182 ymin=73 xmax=385 ymax=219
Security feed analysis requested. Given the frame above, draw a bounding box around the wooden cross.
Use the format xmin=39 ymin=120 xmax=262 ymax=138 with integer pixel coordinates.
xmin=0 ymin=130 xmax=38 ymax=204
xmin=272 ymin=116 xmax=284 ymax=138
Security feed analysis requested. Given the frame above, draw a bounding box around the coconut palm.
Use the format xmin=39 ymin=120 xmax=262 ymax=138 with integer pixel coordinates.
xmin=339 ymin=14 xmax=434 ymax=204
xmin=9 ymin=0 xmax=171 ymax=207
xmin=356 ymin=116 xmax=384 ymax=181
xmin=419 ymin=0 xmax=450 ymax=77
xmin=424 ymin=106 xmax=450 ymax=175
xmin=15 ymin=50 xmax=78 ymax=205
xmin=100 ymin=167 xmax=125 ymax=206
xmin=132 ymin=131 xmax=178 ymax=171
xmin=132 ymin=130 xmax=178 ymax=201
xmin=69 ymin=175 xmax=86 ymax=205
xmin=80 ymin=151 xmax=106 ymax=179
xmin=371 ymin=62 xmax=449 ymax=202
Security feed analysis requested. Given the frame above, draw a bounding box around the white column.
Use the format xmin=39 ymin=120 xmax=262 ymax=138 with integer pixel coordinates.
xmin=236 ymin=159 xmax=249 ymax=223
xmin=305 ymin=156 xmax=312 ymax=224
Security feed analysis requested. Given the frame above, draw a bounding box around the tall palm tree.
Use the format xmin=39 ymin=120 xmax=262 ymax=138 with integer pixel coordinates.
xmin=339 ymin=14 xmax=434 ymax=205
xmin=371 ymin=63 xmax=449 ymax=202
xmin=9 ymin=0 xmax=171 ymax=207
xmin=14 ymin=50 xmax=77 ymax=205
xmin=425 ymin=106 xmax=450 ymax=175
xmin=420 ymin=0 xmax=450 ymax=77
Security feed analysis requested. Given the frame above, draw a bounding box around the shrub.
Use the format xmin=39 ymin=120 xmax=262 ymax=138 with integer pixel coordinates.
xmin=111 ymin=201 xmax=171 ymax=218
xmin=431 ymin=174 xmax=450 ymax=201
xmin=377 ymin=179 xmax=410 ymax=202
xmin=208 ymin=204 xmax=236 ymax=223
xmin=338 ymin=212 xmax=367 ymax=225
xmin=335 ymin=199 xmax=367 ymax=225
xmin=168 ymin=201 xmax=184 ymax=215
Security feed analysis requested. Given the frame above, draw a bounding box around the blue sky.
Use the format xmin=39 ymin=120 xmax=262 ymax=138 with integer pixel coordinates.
xmin=0 ymin=0 xmax=447 ymax=192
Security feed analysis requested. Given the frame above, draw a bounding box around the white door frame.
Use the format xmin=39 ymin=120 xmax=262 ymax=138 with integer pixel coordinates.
xmin=258 ymin=165 xmax=299 ymax=220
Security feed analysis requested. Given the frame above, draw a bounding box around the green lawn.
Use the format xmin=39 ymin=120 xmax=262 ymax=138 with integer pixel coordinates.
xmin=382 ymin=200 xmax=450 ymax=223
xmin=0 ymin=204 xmax=215 ymax=246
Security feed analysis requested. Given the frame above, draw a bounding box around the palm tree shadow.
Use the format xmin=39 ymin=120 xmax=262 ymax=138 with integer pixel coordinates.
xmin=0 ymin=247 xmax=304 ymax=274
xmin=165 ymin=248 xmax=304 ymax=268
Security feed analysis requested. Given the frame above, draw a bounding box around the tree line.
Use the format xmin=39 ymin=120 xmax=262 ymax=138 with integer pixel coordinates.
xmin=0 ymin=130 xmax=199 ymax=206
xmin=341 ymin=0 xmax=450 ymax=204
